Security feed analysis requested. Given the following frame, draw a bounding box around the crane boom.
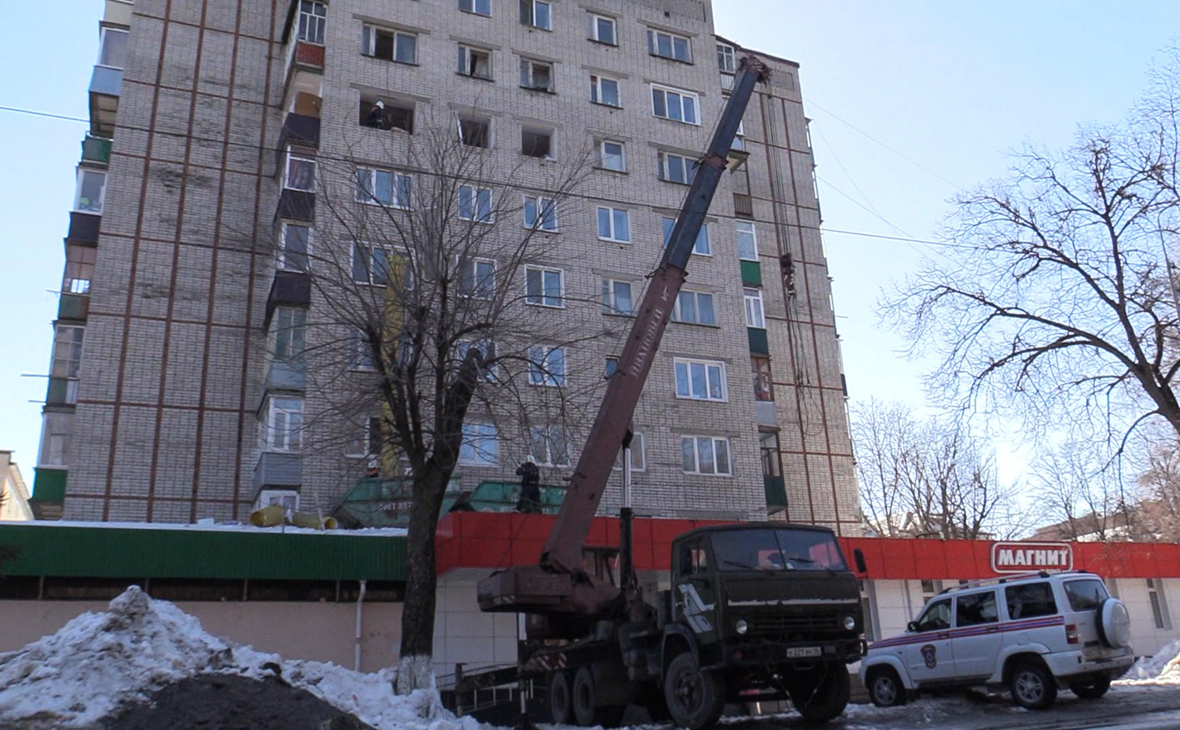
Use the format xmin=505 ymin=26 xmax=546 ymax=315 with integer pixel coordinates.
xmin=479 ymin=56 xmax=770 ymax=616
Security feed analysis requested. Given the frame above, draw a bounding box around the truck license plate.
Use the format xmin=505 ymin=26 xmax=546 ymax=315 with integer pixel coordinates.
xmin=786 ymin=647 xmax=822 ymax=658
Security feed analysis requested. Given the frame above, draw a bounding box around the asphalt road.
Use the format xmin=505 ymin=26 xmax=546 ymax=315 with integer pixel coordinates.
xmin=721 ymin=685 xmax=1180 ymax=730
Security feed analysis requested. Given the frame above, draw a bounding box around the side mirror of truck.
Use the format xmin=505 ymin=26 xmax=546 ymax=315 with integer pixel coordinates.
xmin=853 ymin=548 xmax=867 ymax=574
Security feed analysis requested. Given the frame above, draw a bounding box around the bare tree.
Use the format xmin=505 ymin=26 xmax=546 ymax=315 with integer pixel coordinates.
xmin=852 ymin=398 xmax=1023 ymax=539
xmin=1030 ymin=441 xmax=1139 ymax=541
xmin=886 ymin=48 xmax=1180 ymax=450
xmin=1137 ymin=431 xmax=1180 ymax=541
xmin=272 ymin=113 xmax=599 ymax=691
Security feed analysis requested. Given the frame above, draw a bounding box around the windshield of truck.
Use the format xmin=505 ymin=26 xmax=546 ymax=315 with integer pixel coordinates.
xmin=711 ymin=529 xmax=847 ymax=572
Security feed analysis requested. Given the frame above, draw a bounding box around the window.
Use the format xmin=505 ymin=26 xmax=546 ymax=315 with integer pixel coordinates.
xmin=662 ymin=217 xmax=710 ymax=255
xmin=361 ymin=98 xmax=415 ymax=133
xmin=658 ymin=151 xmax=698 ymax=185
xmin=596 ymin=207 xmax=630 ymax=243
xmin=460 ymin=422 xmax=499 ymax=466
xmin=524 ymin=195 xmax=557 ymax=230
xmin=604 ymin=357 xmax=619 ymax=378
xmin=528 ymin=345 xmax=566 ymax=386
xmin=674 ymin=358 xmax=726 ymax=401
xmin=459 ymin=0 xmax=491 ymax=16
xmin=355 ymin=168 xmax=412 ymax=208
xmin=362 ymin=25 xmax=417 ymax=64
xmin=736 ymin=221 xmax=758 ymax=260
xmin=271 ymin=307 xmax=307 ymax=361
xmin=602 ymin=279 xmax=634 ymax=315
xmin=1148 ymin=579 xmax=1172 ymax=630
xmin=590 ymin=74 xmax=620 ymax=107
xmin=525 ymin=266 xmax=563 ymax=307
xmin=521 ymin=127 xmax=554 ymax=159
xmin=590 ymin=14 xmax=616 ymax=44
xmin=51 ymin=326 xmax=85 ymax=379
xmin=265 ymin=397 xmax=304 ymax=452
xmin=457 ymin=45 xmax=492 ymax=79
xmin=458 ymin=257 xmax=496 ymax=298
xmin=530 ymin=426 xmax=569 ymax=466
xmin=279 ymin=224 xmax=311 ymax=272
xmin=716 ymin=43 xmax=736 ymax=73
xmin=63 ymin=245 xmax=96 ymax=294
xmin=520 ymin=0 xmax=551 ymax=29
xmin=647 ymin=28 xmax=691 ymax=62
xmin=752 ymin=356 xmax=772 ymax=401
xmin=682 ymin=436 xmax=731 ymax=475
xmin=520 ymin=59 xmax=553 ymax=91
xmin=920 ymin=579 xmax=942 ymax=604
xmin=39 ymin=413 xmax=72 ymax=467
xmin=651 ymin=85 xmax=699 ymax=125
xmin=1004 ymin=582 xmax=1058 ymax=620
xmin=913 ymin=598 xmax=951 ymax=632
xmin=351 ymin=243 xmax=390 ymax=285
xmin=956 ymin=591 xmax=999 ymax=627
xmin=74 ymin=169 xmax=106 ymax=213
xmin=297 ymin=0 xmax=326 ymax=44
xmin=284 ymin=152 xmax=316 ymax=192
xmin=458 ymin=117 xmax=491 ymax=147
xmin=346 ymin=416 xmax=383 ymax=458
xmin=458 ymin=185 xmax=494 ymax=222
xmin=614 ymin=432 xmax=646 ymax=471
xmin=1064 ymin=579 xmax=1109 ymax=612
xmin=670 ymin=290 xmax=715 ymax=325
xmin=348 ymin=327 xmax=375 ymax=370
xmin=679 ymin=539 xmax=709 ymax=576
xmin=456 ymin=340 xmax=498 ymax=379
xmin=759 ymin=432 xmax=781 ymax=479
xmin=744 ymin=288 xmax=765 ymax=328
xmin=98 ymin=27 xmax=128 ymax=68
xmin=596 ymin=140 xmax=626 ymax=172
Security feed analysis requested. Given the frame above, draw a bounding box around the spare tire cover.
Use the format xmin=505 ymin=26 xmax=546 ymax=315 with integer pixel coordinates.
xmin=1098 ymin=598 xmax=1131 ymax=649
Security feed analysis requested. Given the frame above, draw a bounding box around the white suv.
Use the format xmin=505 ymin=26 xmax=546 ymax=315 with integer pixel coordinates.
xmin=859 ymin=571 xmax=1133 ymax=710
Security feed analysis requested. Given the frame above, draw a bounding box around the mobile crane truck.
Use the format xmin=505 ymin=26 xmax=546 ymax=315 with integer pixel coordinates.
xmin=476 ymin=56 xmax=867 ymax=729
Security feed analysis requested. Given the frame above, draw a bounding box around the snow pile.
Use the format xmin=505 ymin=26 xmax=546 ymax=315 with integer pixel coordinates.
xmin=1117 ymin=639 xmax=1180 ymax=685
xmin=0 ymin=586 xmax=481 ymax=730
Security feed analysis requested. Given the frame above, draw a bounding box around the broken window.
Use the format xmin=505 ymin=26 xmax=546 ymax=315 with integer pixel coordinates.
xmin=520 ymin=58 xmax=553 ymax=92
xmin=360 ymin=98 xmax=414 ymax=133
xmin=521 ymin=127 xmax=553 ymax=159
xmin=458 ymin=117 xmax=491 ymax=148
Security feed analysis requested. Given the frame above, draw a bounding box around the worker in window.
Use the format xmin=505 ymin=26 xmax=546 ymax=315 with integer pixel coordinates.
xmin=367 ymin=100 xmax=387 ymax=129
xmin=515 ymin=456 xmax=541 ymax=513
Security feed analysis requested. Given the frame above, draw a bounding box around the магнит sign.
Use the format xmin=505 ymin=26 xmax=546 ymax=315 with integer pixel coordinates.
xmin=990 ymin=542 xmax=1073 ymax=573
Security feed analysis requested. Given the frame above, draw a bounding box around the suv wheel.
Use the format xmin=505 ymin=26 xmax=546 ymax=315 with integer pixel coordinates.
xmin=1009 ymin=661 xmax=1057 ymax=710
xmin=1069 ymin=677 xmax=1112 ymax=700
xmin=866 ymin=666 xmax=907 ymax=708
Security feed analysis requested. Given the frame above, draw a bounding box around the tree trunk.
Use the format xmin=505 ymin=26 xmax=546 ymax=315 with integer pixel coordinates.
xmin=395 ymin=467 xmax=451 ymax=694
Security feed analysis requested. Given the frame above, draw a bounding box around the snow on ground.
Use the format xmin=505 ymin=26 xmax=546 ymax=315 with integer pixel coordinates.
xmin=0 ymin=586 xmax=475 ymax=730
xmin=1116 ymin=639 xmax=1180 ymax=686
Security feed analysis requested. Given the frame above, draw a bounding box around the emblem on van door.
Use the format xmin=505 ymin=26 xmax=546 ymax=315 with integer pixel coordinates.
xmin=921 ymin=644 xmax=937 ymax=669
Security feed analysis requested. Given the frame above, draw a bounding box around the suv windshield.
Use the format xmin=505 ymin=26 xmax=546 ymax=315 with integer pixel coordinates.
xmin=712 ymin=528 xmax=847 ymax=572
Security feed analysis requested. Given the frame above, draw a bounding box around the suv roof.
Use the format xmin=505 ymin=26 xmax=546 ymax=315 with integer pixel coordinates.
xmin=937 ymin=570 xmax=1101 ymax=597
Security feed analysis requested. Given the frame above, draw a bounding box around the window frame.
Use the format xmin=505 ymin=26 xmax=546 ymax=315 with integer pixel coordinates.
xmin=520 ymin=0 xmax=552 ymax=30
xmin=523 ymin=194 xmax=558 ymax=231
xmin=646 ymin=28 xmax=692 ymax=63
xmin=457 ymin=44 xmax=493 ymax=79
xmin=752 ymin=355 xmax=773 ymax=402
xmin=601 ymin=278 xmax=634 ymax=316
xmin=98 ymin=26 xmax=129 ymax=69
xmin=670 ymin=290 xmax=716 ymax=326
xmin=74 ymin=168 xmax=107 ymax=214
xmin=528 ymin=344 xmax=567 ymax=386
xmin=524 ymin=265 xmax=565 ymax=308
xmin=530 ymin=425 xmax=570 ymax=466
xmin=351 ymin=242 xmax=390 ymax=286
xmin=744 ymin=288 xmax=765 ymax=328
xmin=458 ymin=185 xmax=495 ymax=223
xmin=459 ymin=422 xmax=499 ymax=466
xmin=736 ymin=221 xmax=758 ymax=261
xmin=657 ymin=151 xmax=698 ymax=185
xmin=348 ymin=327 xmax=376 ymax=371
xmin=283 ymin=151 xmax=316 ymax=192
xmin=270 ymin=306 xmax=307 ymax=362
xmin=296 ymin=0 xmax=326 ymax=44
xmin=458 ymin=257 xmax=497 ymax=299
xmin=51 ymin=325 xmax=85 ymax=380
xmin=613 ymin=431 xmax=646 ymax=472
xmin=681 ymin=435 xmax=732 ymax=476
xmin=361 ymin=24 xmax=418 ymax=65
xmin=265 ymin=397 xmax=304 ymax=453
xmin=279 ymin=223 xmax=312 ymax=272
xmin=520 ymin=58 xmax=555 ymax=92
xmin=597 ymin=140 xmax=627 ymax=172
xmin=673 ymin=357 xmax=727 ymax=401
xmin=662 ymin=216 xmax=711 ymax=255
xmin=716 ymin=42 xmax=736 ymax=74
xmin=650 ymin=84 xmax=700 ymax=125
xmin=590 ymin=73 xmax=621 ymax=107
xmin=355 ymin=168 xmax=413 ymax=209
xmin=459 ymin=0 xmax=492 ymax=17
xmin=589 ymin=14 xmax=617 ymax=45
xmin=63 ymin=244 xmax=96 ymax=295
xmin=521 ymin=126 xmax=556 ymax=160
xmin=345 ymin=415 xmax=384 ymax=459
xmin=596 ymin=206 xmax=630 ymax=243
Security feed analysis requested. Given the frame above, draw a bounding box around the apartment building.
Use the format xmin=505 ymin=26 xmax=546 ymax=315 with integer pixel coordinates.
xmin=32 ymin=0 xmax=859 ymax=534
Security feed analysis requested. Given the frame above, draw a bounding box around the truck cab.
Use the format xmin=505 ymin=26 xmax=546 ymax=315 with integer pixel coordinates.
xmin=659 ymin=524 xmax=865 ymax=727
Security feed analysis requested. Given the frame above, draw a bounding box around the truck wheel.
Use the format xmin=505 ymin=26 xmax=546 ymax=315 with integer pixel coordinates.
xmin=1009 ymin=661 xmax=1057 ymax=710
xmin=789 ymin=662 xmax=850 ymax=722
xmin=1069 ymin=677 xmax=1111 ymax=699
xmin=866 ymin=666 xmax=907 ymax=708
xmin=663 ymin=652 xmax=726 ymax=730
xmin=572 ymin=667 xmax=599 ymax=727
xmin=549 ymin=671 xmax=572 ymax=725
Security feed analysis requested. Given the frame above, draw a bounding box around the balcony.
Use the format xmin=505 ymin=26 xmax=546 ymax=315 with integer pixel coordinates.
xmin=748 ymin=327 xmax=769 ymax=356
xmin=58 ymin=293 xmax=90 ymax=321
xmin=764 ymin=476 xmax=787 ymax=514
xmin=264 ymin=270 xmax=310 ymax=328
xmin=67 ymin=212 xmax=101 ymax=245
xmin=275 ymin=110 xmax=321 ymax=168
xmin=755 ymin=400 xmax=776 ymax=427
xmin=81 ymin=135 xmax=112 ymax=166
xmin=46 ymin=378 xmax=79 ymax=406
xmin=277 ymin=188 xmax=315 ymax=223
xmin=30 ymin=468 xmax=67 ymax=520
xmin=253 ymin=452 xmax=302 ymax=493
xmin=733 ymin=192 xmax=754 ymax=219
xmin=88 ymin=65 xmax=122 ymax=137
xmin=740 ymin=260 xmax=762 ymax=287
xmin=265 ymin=358 xmax=306 ymax=392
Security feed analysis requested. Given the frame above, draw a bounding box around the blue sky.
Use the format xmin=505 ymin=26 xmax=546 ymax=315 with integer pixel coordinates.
xmin=1 ymin=2 xmax=1178 ymax=488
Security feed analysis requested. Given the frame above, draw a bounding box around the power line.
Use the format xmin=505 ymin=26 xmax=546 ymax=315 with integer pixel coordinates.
xmin=821 ymin=227 xmax=980 ymax=251
xmin=0 ymin=105 xmax=88 ymax=124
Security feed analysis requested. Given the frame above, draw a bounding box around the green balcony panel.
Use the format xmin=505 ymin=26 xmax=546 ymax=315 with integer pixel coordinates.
xmin=740 ymin=260 xmax=762 ymax=287
xmin=46 ymin=378 xmax=77 ymax=406
xmin=58 ymin=293 xmax=90 ymax=321
xmin=31 ymin=468 xmax=68 ymax=502
xmin=748 ymin=327 xmax=769 ymax=355
xmin=764 ymin=476 xmax=787 ymax=513
xmin=81 ymin=135 xmax=112 ymax=165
